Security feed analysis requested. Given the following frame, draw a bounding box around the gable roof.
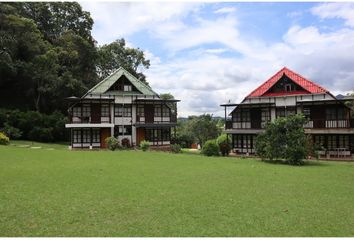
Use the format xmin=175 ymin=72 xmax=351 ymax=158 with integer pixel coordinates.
xmin=84 ymin=67 xmax=158 ymax=97
xmin=246 ymin=67 xmax=329 ymax=98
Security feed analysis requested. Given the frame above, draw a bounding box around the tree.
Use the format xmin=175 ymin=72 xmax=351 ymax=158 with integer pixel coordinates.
xmin=255 ymin=114 xmax=308 ymax=165
xmin=185 ymin=114 xmax=220 ymax=147
xmin=0 ymin=2 xmax=98 ymax=113
xmin=97 ymin=38 xmax=150 ymax=84
xmin=160 ymin=93 xmax=174 ymax=100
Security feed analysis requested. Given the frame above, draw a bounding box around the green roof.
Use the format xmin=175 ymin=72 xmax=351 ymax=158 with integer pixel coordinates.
xmin=84 ymin=67 xmax=158 ymax=97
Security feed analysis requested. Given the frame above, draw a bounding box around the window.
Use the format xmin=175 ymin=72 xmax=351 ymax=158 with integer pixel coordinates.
xmin=72 ymin=107 xmax=81 ymax=117
xmin=115 ymin=104 xmax=132 ymax=117
xmin=73 ymin=130 xmax=81 ymax=143
xmin=303 ymin=108 xmax=311 ymax=118
xmin=241 ymin=109 xmax=250 ymax=122
xmin=144 ymin=129 xmax=170 ymax=142
xmin=276 ymin=107 xmax=295 ymax=118
xmin=338 ymin=108 xmax=345 ymax=120
xmin=92 ymin=129 xmax=100 ymax=143
xmin=101 ymin=104 xmax=110 ymax=117
xmin=82 ymin=129 xmax=91 ymax=143
xmin=162 ymin=129 xmax=170 ymax=141
xmin=82 ymin=105 xmax=90 ymax=117
xmin=154 ymin=105 xmax=162 ymax=117
xmin=314 ymin=135 xmax=325 ymax=148
xmin=114 ymin=126 xmax=132 ymax=136
xmin=137 ymin=105 xmax=145 ymax=117
xmin=162 ymin=106 xmax=170 ymax=117
xmin=327 ymin=135 xmax=337 ymax=150
xmin=326 ymin=108 xmax=336 ymax=120
xmin=285 ymin=84 xmax=293 ymax=92
xmin=124 ymin=85 xmax=132 ymax=91
xmin=338 ymin=135 xmax=349 ymax=149
xmin=261 ymin=108 xmax=270 ymax=122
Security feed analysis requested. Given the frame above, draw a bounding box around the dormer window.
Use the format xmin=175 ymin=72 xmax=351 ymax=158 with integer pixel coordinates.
xmin=124 ymin=85 xmax=132 ymax=91
xmin=285 ymin=84 xmax=293 ymax=92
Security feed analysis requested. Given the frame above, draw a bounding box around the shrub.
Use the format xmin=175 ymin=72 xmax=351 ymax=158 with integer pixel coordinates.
xmin=0 ymin=132 xmax=10 ymax=145
xmin=140 ymin=140 xmax=150 ymax=152
xmin=28 ymin=127 xmax=54 ymax=142
xmin=201 ymin=139 xmax=219 ymax=156
xmin=1 ymin=123 xmax=22 ymax=139
xmin=216 ymin=134 xmax=232 ymax=156
xmin=255 ymin=114 xmax=308 ymax=165
xmin=170 ymin=143 xmax=181 ymax=153
xmin=105 ymin=137 xmax=120 ymax=151
xmin=121 ymin=138 xmax=131 ymax=148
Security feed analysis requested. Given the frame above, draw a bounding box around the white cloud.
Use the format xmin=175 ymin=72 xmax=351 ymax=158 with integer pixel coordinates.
xmin=214 ymin=7 xmax=237 ymax=14
xmin=82 ymin=2 xmax=354 ymax=117
xmin=80 ymin=2 xmax=201 ymax=45
xmin=311 ymin=3 xmax=354 ymax=27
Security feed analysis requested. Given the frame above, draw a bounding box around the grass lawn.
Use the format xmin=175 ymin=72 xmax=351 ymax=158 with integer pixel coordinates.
xmin=1 ymin=141 xmax=354 ymax=237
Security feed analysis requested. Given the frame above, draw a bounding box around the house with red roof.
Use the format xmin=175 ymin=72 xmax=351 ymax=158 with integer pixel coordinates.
xmin=221 ymin=67 xmax=354 ymax=158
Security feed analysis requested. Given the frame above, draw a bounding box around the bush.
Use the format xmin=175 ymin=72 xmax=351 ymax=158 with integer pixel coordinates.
xmin=140 ymin=140 xmax=150 ymax=152
xmin=255 ymin=114 xmax=307 ymax=165
xmin=216 ymin=134 xmax=231 ymax=156
xmin=28 ymin=127 xmax=54 ymax=142
xmin=0 ymin=132 xmax=10 ymax=145
xmin=201 ymin=139 xmax=219 ymax=156
xmin=170 ymin=144 xmax=181 ymax=153
xmin=105 ymin=137 xmax=120 ymax=151
xmin=121 ymin=138 xmax=131 ymax=148
xmin=1 ymin=123 xmax=22 ymax=139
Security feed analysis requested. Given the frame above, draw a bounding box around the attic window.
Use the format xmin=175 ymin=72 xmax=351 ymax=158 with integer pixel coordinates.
xmin=124 ymin=85 xmax=132 ymax=91
xmin=285 ymin=84 xmax=293 ymax=92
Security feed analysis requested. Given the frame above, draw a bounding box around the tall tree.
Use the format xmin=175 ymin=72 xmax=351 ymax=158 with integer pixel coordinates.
xmin=97 ymin=38 xmax=150 ymax=84
xmin=185 ymin=114 xmax=220 ymax=147
xmin=0 ymin=2 xmax=98 ymax=113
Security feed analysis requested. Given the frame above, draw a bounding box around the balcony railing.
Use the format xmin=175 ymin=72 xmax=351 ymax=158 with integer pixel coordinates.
xmin=303 ymin=119 xmax=351 ymax=129
xmin=70 ymin=115 xmax=111 ymax=124
xmin=135 ymin=114 xmax=177 ymax=124
xmin=225 ymin=120 xmax=267 ymax=129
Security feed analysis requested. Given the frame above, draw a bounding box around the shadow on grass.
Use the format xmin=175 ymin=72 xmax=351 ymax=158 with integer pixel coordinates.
xmin=261 ymin=159 xmax=329 ymax=167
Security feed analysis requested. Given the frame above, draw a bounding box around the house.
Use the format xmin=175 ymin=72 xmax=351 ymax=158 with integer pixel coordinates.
xmin=221 ymin=67 xmax=354 ymax=158
xmin=65 ymin=67 xmax=180 ymax=149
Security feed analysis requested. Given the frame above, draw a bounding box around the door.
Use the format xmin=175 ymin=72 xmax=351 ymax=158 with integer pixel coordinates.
xmin=91 ymin=103 xmax=101 ymax=123
xmin=100 ymin=128 xmax=111 ymax=148
xmin=136 ymin=128 xmax=145 ymax=145
xmin=250 ymin=108 xmax=261 ymax=129
xmin=145 ymin=105 xmax=154 ymax=123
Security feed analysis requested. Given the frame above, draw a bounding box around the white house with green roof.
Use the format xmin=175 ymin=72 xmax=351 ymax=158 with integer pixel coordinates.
xmin=65 ymin=67 xmax=180 ymax=149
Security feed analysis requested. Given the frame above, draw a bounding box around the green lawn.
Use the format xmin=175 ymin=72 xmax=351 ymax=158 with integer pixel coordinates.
xmin=1 ymin=142 xmax=354 ymax=237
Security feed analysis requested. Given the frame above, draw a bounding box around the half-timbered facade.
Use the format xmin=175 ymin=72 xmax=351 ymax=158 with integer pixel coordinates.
xmin=221 ymin=67 xmax=354 ymax=158
xmin=65 ymin=67 xmax=179 ymax=149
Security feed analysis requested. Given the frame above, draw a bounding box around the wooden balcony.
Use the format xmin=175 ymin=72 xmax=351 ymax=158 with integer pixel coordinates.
xmin=70 ymin=114 xmax=111 ymax=124
xmin=304 ymin=119 xmax=352 ymax=129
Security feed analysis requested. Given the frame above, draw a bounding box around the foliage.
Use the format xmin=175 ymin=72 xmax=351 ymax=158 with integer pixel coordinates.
xmin=170 ymin=144 xmax=182 ymax=153
xmin=97 ymin=38 xmax=150 ymax=84
xmin=105 ymin=137 xmax=120 ymax=151
xmin=0 ymin=123 xmax=22 ymax=139
xmin=185 ymin=114 xmax=220 ymax=147
xmin=121 ymin=138 xmax=131 ymax=148
xmin=216 ymin=134 xmax=232 ymax=156
xmin=0 ymin=108 xmax=67 ymax=142
xmin=140 ymin=140 xmax=150 ymax=152
xmin=0 ymin=2 xmax=98 ymax=113
xmin=28 ymin=127 xmax=54 ymax=142
xmin=201 ymin=139 xmax=219 ymax=156
xmin=0 ymin=132 xmax=10 ymax=145
xmin=255 ymin=114 xmax=308 ymax=165
xmin=159 ymin=93 xmax=174 ymax=100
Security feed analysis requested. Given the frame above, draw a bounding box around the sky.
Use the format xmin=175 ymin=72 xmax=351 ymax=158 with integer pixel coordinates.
xmin=81 ymin=2 xmax=354 ymax=117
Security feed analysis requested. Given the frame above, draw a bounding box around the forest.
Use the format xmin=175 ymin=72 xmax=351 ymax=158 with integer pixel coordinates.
xmin=0 ymin=2 xmax=151 ymax=142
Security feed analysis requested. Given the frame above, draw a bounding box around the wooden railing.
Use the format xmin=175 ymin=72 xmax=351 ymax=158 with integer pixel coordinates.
xmin=304 ymin=119 xmax=350 ymax=129
xmin=70 ymin=114 xmax=111 ymax=124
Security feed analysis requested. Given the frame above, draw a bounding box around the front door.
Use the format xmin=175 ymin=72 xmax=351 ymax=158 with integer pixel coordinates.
xmin=100 ymin=128 xmax=111 ymax=148
xmin=136 ymin=128 xmax=145 ymax=145
xmin=145 ymin=105 xmax=154 ymax=123
xmin=250 ymin=108 xmax=261 ymax=129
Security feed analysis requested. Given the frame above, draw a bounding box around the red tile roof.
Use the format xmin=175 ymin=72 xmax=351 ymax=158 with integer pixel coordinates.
xmin=246 ymin=67 xmax=328 ymax=98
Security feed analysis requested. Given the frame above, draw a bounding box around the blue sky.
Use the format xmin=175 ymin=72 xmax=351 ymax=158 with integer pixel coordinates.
xmin=81 ymin=2 xmax=354 ymax=117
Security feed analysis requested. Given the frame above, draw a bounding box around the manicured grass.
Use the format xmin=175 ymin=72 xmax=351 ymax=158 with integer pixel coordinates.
xmin=1 ymin=142 xmax=354 ymax=237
